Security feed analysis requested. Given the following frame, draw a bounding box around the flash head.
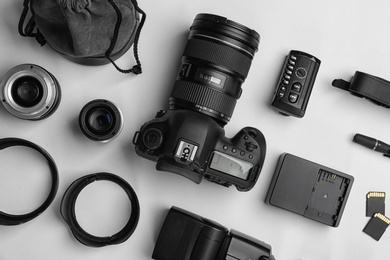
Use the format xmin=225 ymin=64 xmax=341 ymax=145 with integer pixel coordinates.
xmin=152 ymin=206 xmax=275 ymax=260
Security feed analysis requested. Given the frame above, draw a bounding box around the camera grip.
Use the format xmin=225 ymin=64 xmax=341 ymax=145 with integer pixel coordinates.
xmin=156 ymin=159 xmax=203 ymax=184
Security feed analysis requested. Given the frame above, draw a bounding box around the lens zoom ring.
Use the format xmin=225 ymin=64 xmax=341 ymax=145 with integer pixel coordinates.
xmin=183 ymin=38 xmax=252 ymax=78
xmin=171 ymin=81 xmax=236 ymax=117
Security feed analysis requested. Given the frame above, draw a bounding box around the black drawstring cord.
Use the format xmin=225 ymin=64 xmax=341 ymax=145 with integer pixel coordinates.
xmin=105 ymin=0 xmax=146 ymax=75
xmin=18 ymin=0 xmax=30 ymax=36
xmin=18 ymin=0 xmax=46 ymax=46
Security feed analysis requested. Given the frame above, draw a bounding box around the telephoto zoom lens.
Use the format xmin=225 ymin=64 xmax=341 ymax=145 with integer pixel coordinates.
xmin=0 ymin=64 xmax=61 ymax=120
xmin=79 ymin=99 xmax=123 ymax=142
xmin=169 ymin=14 xmax=260 ymax=125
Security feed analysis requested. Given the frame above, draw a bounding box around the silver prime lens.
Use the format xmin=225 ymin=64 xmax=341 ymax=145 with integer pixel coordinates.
xmin=0 ymin=64 xmax=61 ymax=120
xmin=79 ymin=99 xmax=124 ymax=143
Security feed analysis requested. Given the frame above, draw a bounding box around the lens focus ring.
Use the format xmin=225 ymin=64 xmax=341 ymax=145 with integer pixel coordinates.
xmin=183 ymin=38 xmax=252 ymax=78
xmin=170 ymin=81 xmax=236 ymax=121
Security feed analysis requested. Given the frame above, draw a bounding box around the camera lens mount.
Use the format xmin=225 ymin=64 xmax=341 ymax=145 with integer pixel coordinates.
xmin=0 ymin=64 xmax=61 ymax=120
xmin=79 ymin=99 xmax=123 ymax=142
xmin=60 ymin=172 xmax=140 ymax=247
xmin=0 ymin=138 xmax=59 ymax=226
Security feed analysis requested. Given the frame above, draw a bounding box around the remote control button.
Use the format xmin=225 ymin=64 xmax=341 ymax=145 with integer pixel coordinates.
xmin=284 ymin=74 xmax=291 ymax=80
xmin=232 ymin=148 xmax=237 ymax=153
xmin=287 ymin=65 xmax=294 ymax=70
xmin=291 ymin=82 xmax=302 ymax=92
xmin=289 ymin=60 xmax=296 ymax=65
xmin=296 ymin=67 xmax=307 ymax=78
xmin=289 ymin=93 xmax=299 ymax=103
xmin=280 ymin=86 xmax=287 ymax=92
xmin=290 ymin=55 xmax=297 ymax=60
xmin=278 ymin=91 xmax=285 ymax=98
xmin=283 ymin=79 xmax=289 ymax=85
xmin=285 ymin=69 xmax=292 ymax=75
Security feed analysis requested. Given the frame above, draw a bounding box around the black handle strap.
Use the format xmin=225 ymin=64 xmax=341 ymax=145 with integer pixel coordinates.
xmin=332 ymin=71 xmax=390 ymax=108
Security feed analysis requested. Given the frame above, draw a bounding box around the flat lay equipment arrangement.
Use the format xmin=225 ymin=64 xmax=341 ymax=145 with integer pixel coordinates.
xmin=0 ymin=0 xmax=389 ymax=259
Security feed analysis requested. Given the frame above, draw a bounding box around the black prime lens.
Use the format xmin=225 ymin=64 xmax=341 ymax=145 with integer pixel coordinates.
xmin=79 ymin=99 xmax=123 ymax=142
xmin=0 ymin=64 xmax=61 ymax=120
xmin=169 ymin=14 xmax=260 ymax=125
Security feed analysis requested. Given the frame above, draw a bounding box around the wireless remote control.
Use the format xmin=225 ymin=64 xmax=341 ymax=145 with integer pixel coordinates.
xmin=271 ymin=50 xmax=321 ymax=117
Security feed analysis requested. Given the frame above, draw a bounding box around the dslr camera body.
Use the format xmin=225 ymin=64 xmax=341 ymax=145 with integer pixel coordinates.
xmin=134 ymin=109 xmax=266 ymax=191
xmin=133 ymin=14 xmax=266 ymax=191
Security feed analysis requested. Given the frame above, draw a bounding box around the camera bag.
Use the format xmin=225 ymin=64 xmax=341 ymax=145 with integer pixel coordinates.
xmin=18 ymin=0 xmax=146 ymax=74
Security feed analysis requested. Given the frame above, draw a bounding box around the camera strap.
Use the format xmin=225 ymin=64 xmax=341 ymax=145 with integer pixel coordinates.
xmin=332 ymin=71 xmax=390 ymax=108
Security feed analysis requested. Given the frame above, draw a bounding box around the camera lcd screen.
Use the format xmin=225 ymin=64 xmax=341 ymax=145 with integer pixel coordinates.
xmin=209 ymin=151 xmax=253 ymax=180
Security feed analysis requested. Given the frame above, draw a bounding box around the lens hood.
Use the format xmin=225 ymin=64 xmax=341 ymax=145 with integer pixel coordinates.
xmin=0 ymin=64 xmax=61 ymax=120
xmin=0 ymin=138 xmax=58 ymax=225
xmin=60 ymin=172 xmax=140 ymax=247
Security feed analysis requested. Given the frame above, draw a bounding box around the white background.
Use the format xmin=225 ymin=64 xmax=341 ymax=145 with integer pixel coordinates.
xmin=0 ymin=0 xmax=390 ymax=259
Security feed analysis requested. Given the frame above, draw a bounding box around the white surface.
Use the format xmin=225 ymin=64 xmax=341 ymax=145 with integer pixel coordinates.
xmin=0 ymin=0 xmax=390 ymax=259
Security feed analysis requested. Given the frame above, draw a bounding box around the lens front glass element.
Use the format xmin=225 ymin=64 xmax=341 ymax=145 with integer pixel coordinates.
xmin=79 ymin=99 xmax=123 ymax=142
xmin=88 ymin=108 xmax=114 ymax=134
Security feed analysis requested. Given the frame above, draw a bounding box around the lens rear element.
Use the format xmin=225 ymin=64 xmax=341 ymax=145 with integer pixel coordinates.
xmin=12 ymin=76 xmax=44 ymax=108
xmin=0 ymin=64 xmax=61 ymax=120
